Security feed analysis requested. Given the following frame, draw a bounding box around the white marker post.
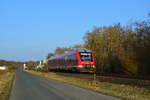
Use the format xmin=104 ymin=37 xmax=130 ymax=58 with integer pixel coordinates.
xmin=23 ymin=64 xmax=27 ymax=70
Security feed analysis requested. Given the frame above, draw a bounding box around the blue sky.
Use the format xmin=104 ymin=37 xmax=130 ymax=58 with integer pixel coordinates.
xmin=0 ymin=0 xmax=150 ymax=61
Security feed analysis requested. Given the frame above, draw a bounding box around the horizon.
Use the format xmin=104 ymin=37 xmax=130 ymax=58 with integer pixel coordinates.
xmin=0 ymin=0 xmax=150 ymax=61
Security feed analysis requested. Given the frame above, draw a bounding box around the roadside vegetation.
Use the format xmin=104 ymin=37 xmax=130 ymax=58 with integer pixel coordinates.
xmin=28 ymin=70 xmax=150 ymax=100
xmin=0 ymin=61 xmax=17 ymax=100
xmin=0 ymin=70 xmax=14 ymax=100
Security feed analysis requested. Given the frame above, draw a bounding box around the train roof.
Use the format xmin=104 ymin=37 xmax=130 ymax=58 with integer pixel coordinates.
xmin=49 ymin=48 xmax=92 ymax=60
xmin=76 ymin=48 xmax=92 ymax=52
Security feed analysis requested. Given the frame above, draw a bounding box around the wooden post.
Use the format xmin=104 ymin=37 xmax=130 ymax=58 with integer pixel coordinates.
xmin=93 ymin=70 xmax=96 ymax=81
xmin=91 ymin=69 xmax=96 ymax=85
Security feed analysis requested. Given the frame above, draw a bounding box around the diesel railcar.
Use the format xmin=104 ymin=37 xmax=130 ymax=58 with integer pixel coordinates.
xmin=48 ymin=48 xmax=95 ymax=72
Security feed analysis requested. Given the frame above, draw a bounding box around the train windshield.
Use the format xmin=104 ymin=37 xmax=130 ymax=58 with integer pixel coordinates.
xmin=79 ymin=52 xmax=92 ymax=62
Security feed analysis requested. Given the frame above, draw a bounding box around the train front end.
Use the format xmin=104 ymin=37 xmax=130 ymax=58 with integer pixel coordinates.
xmin=76 ymin=49 xmax=96 ymax=72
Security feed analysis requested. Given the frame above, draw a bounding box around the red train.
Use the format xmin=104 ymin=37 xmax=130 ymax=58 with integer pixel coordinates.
xmin=48 ymin=48 xmax=96 ymax=72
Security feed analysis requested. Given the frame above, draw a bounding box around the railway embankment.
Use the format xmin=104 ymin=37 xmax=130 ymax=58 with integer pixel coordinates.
xmin=28 ymin=70 xmax=150 ymax=100
xmin=0 ymin=70 xmax=14 ymax=100
xmin=55 ymin=72 xmax=150 ymax=86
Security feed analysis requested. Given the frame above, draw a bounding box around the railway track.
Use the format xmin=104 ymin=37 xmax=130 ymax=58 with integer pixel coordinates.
xmin=54 ymin=72 xmax=150 ymax=86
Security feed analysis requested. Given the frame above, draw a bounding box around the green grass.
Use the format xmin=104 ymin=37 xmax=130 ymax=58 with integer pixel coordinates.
xmin=0 ymin=71 xmax=14 ymax=100
xmin=28 ymin=71 xmax=150 ymax=100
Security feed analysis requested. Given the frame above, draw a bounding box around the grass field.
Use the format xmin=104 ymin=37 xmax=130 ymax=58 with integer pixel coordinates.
xmin=28 ymin=70 xmax=150 ymax=100
xmin=0 ymin=70 xmax=14 ymax=100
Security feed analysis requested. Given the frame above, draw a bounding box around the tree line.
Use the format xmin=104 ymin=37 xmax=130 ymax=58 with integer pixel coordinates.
xmin=0 ymin=60 xmax=23 ymax=71
xmin=0 ymin=59 xmax=38 ymax=71
xmin=84 ymin=14 xmax=150 ymax=75
xmin=48 ymin=13 xmax=150 ymax=75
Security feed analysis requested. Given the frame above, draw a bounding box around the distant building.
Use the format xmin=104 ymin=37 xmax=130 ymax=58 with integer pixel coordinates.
xmin=36 ymin=58 xmax=48 ymax=70
xmin=43 ymin=58 xmax=48 ymax=65
xmin=0 ymin=66 xmax=6 ymax=70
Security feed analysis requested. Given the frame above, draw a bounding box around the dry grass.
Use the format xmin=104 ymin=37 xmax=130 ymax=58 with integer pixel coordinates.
xmin=0 ymin=71 xmax=14 ymax=100
xmin=28 ymin=70 xmax=150 ymax=100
